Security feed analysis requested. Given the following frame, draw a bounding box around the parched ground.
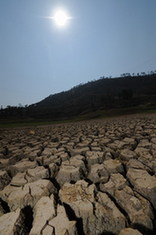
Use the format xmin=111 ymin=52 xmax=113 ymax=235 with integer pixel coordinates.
xmin=0 ymin=114 xmax=156 ymax=235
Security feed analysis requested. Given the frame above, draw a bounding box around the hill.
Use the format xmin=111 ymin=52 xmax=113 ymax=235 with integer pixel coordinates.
xmin=29 ymin=74 xmax=156 ymax=119
xmin=1 ymin=73 xmax=156 ymax=122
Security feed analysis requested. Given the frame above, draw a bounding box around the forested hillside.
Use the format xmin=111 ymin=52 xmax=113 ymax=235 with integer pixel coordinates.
xmin=1 ymin=73 xmax=156 ymax=121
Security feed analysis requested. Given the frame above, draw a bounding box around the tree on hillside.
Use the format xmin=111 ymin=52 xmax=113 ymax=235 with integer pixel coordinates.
xmin=119 ymin=89 xmax=133 ymax=100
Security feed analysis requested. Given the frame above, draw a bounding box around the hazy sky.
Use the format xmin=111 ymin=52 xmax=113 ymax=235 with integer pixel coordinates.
xmin=0 ymin=0 xmax=156 ymax=107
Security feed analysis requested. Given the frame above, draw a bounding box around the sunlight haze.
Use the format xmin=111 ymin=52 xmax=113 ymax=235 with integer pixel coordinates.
xmin=0 ymin=0 xmax=155 ymax=107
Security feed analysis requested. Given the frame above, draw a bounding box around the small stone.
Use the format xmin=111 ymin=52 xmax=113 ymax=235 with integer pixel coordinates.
xmin=8 ymin=159 xmax=37 ymax=176
xmin=0 ymin=179 xmax=55 ymax=210
xmin=0 ymin=170 xmax=11 ymax=190
xmin=49 ymin=163 xmax=59 ymax=178
xmin=88 ymin=163 xmax=109 ymax=183
xmin=126 ymin=159 xmax=148 ymax=171
xmin=86 ymin=151 xmax=104 ymax=166
xmin=69 ymin=147 xmax=90 ymax=156
xmin=56 ymin=165 xmax=82 ymax=187
xmin=11 ymin=172 xmax=27 ymax=186
xmin=120 ymin=149 xmax=137 ymax=161
xmin=30 ymin=196 xmax=55 ymax=235
xmin=127 ymin=168 xmax=156 ymax=209
xmin=42 ymin=225 xmax=54 ymax=235
xmin=0 ymin=209 xmax=22 ymax=235
xmin=119 ymin=228 xmax=143 ymax=235
xmin=103 ymin=159 xmax=124 ymax=174
xmin=42 ymin=148 xmax=53 ymax=156
xmin=100 ymin=173 xmax=127 ymax=195
xmin=49 ymin=205 xmax=78 ymax=235
xmin=26 ymin=166 xmax=49 ymax=182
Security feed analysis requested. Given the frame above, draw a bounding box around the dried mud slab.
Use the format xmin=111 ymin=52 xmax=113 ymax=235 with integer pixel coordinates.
xmin=0 ymin=113 xmax=156 ymax=234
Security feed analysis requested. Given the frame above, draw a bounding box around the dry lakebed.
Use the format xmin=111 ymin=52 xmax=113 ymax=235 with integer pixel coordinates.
xmin=0 ymin=114 xmax=156 ymax=235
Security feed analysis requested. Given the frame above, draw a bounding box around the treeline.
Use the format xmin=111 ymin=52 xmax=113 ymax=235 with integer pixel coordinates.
xmin=1 ymin=73 xmax=156 ymax=121
xmin=0 ymin=105 xmax=31 ymax=119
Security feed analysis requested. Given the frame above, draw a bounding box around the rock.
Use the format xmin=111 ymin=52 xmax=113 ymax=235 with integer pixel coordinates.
xmin=29 ymin=130 xmax=35 ymax=135
xmin=69 ymin=147 xmax=90 ymax=156
xmin=137 ymin=139 xmax=151 ymax=148
xmin=8 ymin=159 xmax=37 ymax=176
xmin=119 ymin=228 xmax=143 ymax=235
xmin=11 ymin=172 xmax=27 ymax=186
xmin=86 ymin=151 xmax=105 ymax=167
xmin=127 ymin=168 xmax=156 ymax=209
xmin=95 ymin=192 xmax=126 ymax=234
xmin=57 ymin=147 xmax=66 ymax=155
xmin=151 ymin=137 xmax=156 ymax=144
xmin=68 ymin=155 xmax=86 ymax=173
xmin=77 ymin=140 xmax=91 ymax=148
xmin=30 ymin=196 xmax=55 ymax=235
xmin=100 ymin=173 xmax=127 ymax=195
xmin=0 ymin=158 xmax=9 ymax=169
xmin=48 ymin=205 xmax=78 ymax=235
xmin=91 ymin=146 xmax=102 ymax=151
xmin=122 ymin=137 xmax=137 ymax=149
xmin=42 ymin=225 xmax=54 ymax=235
xmin=42 ymin=148 xmax=53 ymax=156
xmin=0 ymin=179 xmax=55 ymax=210
xmin=0 ymin=209 xmax=23 ymax=235
xmin=28 ymin=149 xmax=41 ymax=161
xmin=7 ymin=155 xmax=24 ymax=166
xmin=71 ymin=154 xmax=85 ymax=161
xmin=135 ymin=147 xmax=153 ymax=161
xmin=59 ymin=180 xmax=125 ymax=234
xmin=36 ymin=155 xmax=61 ymax=166
xmin=152 ymin=160 xmax=156 ymax=175
xmin=59 ymin=180 xmax=97 ymax=235
xmin=104 ymin=151 xmax=113 ymax=160
xmin=56 ymin=156 xmax=86 ymax=186
xmin=36 ymin=156 xmax=43 ymax=165
xmin=137 ymin=156 xmax=153 ymax=171
xmin=88 ymin=163 xmax=109 ymax=183
xmin=99 ymin=138 xmax=111 ymax=145
xmin=49 ymin=163 xmax=59 ymax=178
xmin=43 ymin=155 xmax=61 ymax=166
xmin=108 ymin=140 xmax=129 ymax=150
xmin=0 ymin=170 xmax=11 ymax=190
xmin=103 ymin=159 xmax=124 ymax=174
xmin=91 ymin=141 xmax=99 ymax=147
xmin=59 ymin=152 xmax=69 ymax=162
xmin=115 ymin=186 xmax=153 ymax=230
xmin=126 ymin=159 xmax=150 ymax=172
xmin=119 ymin=149 xmax=137 ymax=161
xmin=26 ymin=166 xmax=49 ymax=182
xmin=134 ymin=191 xmax=154 ymax=221
xmin=56 ymin=164 xmax=82 ymax=187
xmin=101 ymin=175 xmax=153 ymax=230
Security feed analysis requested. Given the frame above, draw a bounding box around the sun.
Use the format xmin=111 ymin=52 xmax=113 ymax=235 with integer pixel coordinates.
xmin=52 ymin=9 xmax=71 ymax=27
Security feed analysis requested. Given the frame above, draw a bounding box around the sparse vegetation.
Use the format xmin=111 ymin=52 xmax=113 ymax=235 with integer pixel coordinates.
xmin=0 ymin=73 xmax=156 ymax=125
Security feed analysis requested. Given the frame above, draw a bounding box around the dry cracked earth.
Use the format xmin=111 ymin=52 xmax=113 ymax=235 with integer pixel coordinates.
xmin=0 ymin=114 xmax=156 ymax=235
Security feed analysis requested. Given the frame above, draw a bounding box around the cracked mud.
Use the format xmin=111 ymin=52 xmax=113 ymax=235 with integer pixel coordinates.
xmin=0 ymin=114 xmax=156 ymax=235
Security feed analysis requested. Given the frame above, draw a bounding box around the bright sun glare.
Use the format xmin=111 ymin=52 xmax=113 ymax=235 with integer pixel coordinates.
xmin=52 ymin=9 xmax=71 ymax=27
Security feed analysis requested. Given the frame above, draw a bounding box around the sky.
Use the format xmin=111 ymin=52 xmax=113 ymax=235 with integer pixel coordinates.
xmin=0 ymin=0 xmax=156 ymax=107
